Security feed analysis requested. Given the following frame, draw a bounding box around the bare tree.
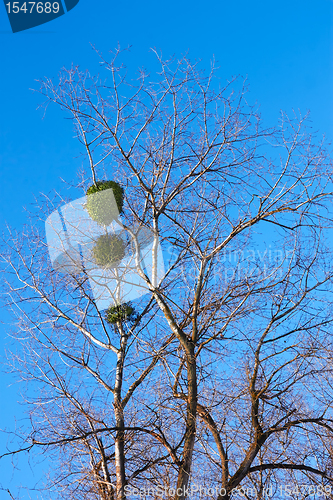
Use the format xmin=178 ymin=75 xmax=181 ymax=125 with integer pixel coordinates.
xmin=1 ymin=48 xmax=333 ymax=500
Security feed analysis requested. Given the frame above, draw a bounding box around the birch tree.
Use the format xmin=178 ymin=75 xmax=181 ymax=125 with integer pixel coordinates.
xmin=2 ymin=48 xmax=333 ymax=500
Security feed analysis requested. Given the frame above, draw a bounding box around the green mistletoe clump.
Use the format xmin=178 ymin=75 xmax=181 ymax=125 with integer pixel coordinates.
xmin=86 ymin=180 xmax=124 ymax=226
xmin=92 ymin=233 xmax=126 ymax=268
xmin=105 ymin=302 xmax=138 ymax=324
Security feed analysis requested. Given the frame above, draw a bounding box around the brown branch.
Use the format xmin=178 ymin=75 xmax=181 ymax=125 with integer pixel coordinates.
xmin=248 ymin=463 xmax=333 ymax=481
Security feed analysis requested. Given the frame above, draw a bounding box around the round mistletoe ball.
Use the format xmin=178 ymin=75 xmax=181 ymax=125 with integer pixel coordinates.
xmin=92 ymin=233 xmax=127 ymax=268
xmin=86 ymin=180 xmax=124 ymax=226
xmin=105 ymin=302 xmax=137 ymax=324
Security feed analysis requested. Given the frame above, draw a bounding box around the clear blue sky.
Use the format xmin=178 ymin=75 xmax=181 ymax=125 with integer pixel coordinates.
xmin=0 ymin=0 xmax=332 ymax=497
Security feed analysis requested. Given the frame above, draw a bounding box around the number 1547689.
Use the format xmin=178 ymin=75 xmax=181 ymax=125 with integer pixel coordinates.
xmin=5 ymin=2 xmax=60 ymax=14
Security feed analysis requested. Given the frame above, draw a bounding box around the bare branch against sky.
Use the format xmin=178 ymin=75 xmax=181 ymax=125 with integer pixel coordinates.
xmin=1 ymin=49 xmax=333 ymax=500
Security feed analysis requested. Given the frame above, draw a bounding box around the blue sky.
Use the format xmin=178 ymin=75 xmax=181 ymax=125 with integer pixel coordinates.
xmin=0 ymin=0 xmax=332 ymax=497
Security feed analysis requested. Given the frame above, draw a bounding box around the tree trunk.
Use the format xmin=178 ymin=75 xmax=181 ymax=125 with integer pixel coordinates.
xmin=113 ymin=326 xmax=127 ymax=499
xmin=175 ymin=343 xmax=197 ymax=500
xmin=114 ymin=403 xmax=126 ymax=500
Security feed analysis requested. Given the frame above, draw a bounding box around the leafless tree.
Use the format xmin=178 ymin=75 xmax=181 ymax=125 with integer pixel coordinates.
xmin=2 ymin=48 xmax=333 ymax=500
